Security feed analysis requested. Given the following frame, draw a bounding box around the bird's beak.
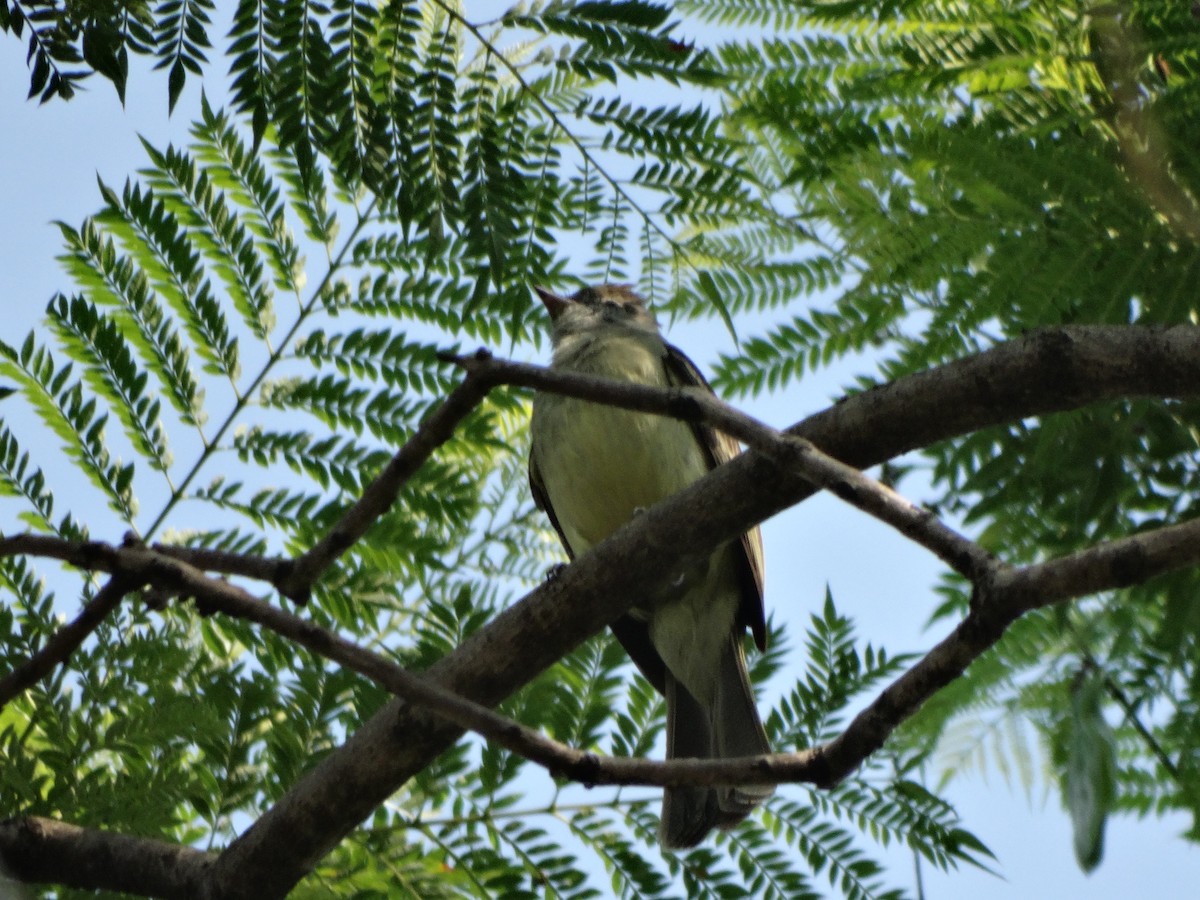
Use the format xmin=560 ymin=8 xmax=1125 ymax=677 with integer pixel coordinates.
xmin=534 ymin=286 xmax=571 ymax=321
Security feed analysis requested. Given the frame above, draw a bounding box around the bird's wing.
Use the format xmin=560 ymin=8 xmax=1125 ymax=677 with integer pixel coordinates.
xmin=662 ymin=343 xmax=768 ymax=652
xmin=528 ymin=450 xmax=573 ymax=557
xmin=530 ymin=437 xmax=670 ymax=691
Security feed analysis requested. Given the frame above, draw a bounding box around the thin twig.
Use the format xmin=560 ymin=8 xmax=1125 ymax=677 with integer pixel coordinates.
xmin=0 ymin=576 xmax=131 ymax=708
xmin=435 ymin=3 xmax=688 ymax=285
xmin=23 ymin=539 xmax=806 ymax=787
xmin=1104 ymin=670 xmax=1182 ymax=777
xmin=144 ymin=198 xmax=380 ymax=539
xmin=1066 ymin=619 xmax=1185 ymax=786
xmin=447 ymin=351 xmax=994 ymax=579
xmin=151 ymin=544 xmax=290 ymax=585
xmin=400 ymin=795 xmax=657 ymax=831
xmin=274 ymin=368 xmax=494 ymax=603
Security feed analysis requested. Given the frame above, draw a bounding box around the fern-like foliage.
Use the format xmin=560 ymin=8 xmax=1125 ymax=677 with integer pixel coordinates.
xmin=18 ymin=0 xmax=1200 ymax=895
xmin=686 ymin=0 xmax=1200 ymax=850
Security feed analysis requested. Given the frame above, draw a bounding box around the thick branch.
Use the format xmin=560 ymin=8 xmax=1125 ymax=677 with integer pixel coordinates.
xmin=1000 ymin=516 xmax=1200 ymax=610
xmin=0 ymin=817 xmax=212 ymax=900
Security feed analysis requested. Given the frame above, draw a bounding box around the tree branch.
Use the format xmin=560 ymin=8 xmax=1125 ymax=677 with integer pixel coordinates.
xmin=0 ymin=535 xmax=806 ymax=789
xmin=9 ymin=325 xmax=1200 ymax=898
xmin=9 ymin=516 xmax=1200 ymax=798
xmin=813 ymin=516 xmax=1200 ymax=788
xmin=0 ymin=576 xmax=131 ymax=709
xmin=1089 ymin=11 xmax=1200 ymax=243
xmin=446 ymin=351 xmax=994 ymax=579
xmin=1000 ymin=516 xmax=1200 ymax=611
xmin=0 ymin=342 xmax=979 ymax=709
xmin=0 ymin=816 xmax=213 ymax=900
xmin=149 ymin=544 xmax=290 ymax=586
xmin=272 ymin=369 xmax=494 ymax=604
xmin=5 ymin=516 xmax=1200 ymax=896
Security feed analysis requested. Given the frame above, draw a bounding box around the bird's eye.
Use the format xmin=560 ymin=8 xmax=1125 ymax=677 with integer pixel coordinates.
xmin=603 ymin=299 xmax=619 ymax=310
xmin=623 ymin=302 xmax=638 ymax=313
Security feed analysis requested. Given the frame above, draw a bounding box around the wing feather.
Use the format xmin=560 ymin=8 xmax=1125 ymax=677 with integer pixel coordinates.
xmin=661 ymin=344 xmax=768 ymax=652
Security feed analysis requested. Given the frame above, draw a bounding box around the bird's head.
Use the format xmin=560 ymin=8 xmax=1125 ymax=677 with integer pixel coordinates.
xmin=534 ymin=284 xmax=660 ymax=341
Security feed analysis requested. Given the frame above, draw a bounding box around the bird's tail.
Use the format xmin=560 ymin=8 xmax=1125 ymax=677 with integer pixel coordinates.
xmin=659 ymin=635 xmax=773 ymax=849
xmin=659 ymin=674 xmax=718 ymax=849
xmin=712 ymin=632 xmax=774 ymax=823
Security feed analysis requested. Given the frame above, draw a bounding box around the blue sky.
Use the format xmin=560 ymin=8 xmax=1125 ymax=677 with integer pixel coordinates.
xmin=2 ymin=13 xmax=1200 ymax=899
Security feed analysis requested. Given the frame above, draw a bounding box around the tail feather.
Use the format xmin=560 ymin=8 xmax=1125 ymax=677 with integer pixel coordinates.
xmin=659 ymin=672 xmax=718 ymax=849
xmin=713 ymin=633 xmax=774 ymax=822
xmin=659 ymin=634 xmax=773 ymax=849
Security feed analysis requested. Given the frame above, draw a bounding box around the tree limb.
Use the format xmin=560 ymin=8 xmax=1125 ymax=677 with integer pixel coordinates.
xmin=0 ymin=577 xmax=131 ymax=709
xmin=0 ymin=341 xmax=980 ymax=709
xmin=8 ymin=325 xmax=1200 ymax=898
xmin=11 ymin=520 xmax=1198 ymax=795
xmin=273 ymin=369 xmax=494 ymax=604
xmin=0 ymin=535 xmax=816 ymax=789
xmin=813 ymin=515 xmax=1200 ymax=788
xmin=0 ymin=816 xmax=213 ymax=900
xmin=447 ymin=351 xmax=993 ymax=579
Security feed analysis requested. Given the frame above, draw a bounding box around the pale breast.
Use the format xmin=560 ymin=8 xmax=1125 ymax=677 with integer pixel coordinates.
xmin=532 ymin=334 xmax=710 ymax=553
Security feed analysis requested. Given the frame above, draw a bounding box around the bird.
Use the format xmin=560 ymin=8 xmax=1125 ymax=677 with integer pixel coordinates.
xmin=527 ymin=283 xmax=773 ymax=849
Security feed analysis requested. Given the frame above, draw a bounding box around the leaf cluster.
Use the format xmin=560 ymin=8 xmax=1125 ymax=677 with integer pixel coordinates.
xmin=694 ymin=0 xmax=1200 ymax=862
xmin=9 ymin=0 xmax=1200 ymax=894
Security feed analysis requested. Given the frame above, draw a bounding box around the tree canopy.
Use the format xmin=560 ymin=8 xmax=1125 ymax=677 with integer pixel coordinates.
xmin=2 ymin=1 xmax=1199 ymax=897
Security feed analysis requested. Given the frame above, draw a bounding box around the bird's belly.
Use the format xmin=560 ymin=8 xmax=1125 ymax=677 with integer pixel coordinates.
xmin=536 ymin=400 xmax=710 ymax=553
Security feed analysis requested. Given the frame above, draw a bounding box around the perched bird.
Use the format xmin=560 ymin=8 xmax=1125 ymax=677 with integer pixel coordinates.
xmin=528 ymin=283 xmax=773 ymax=849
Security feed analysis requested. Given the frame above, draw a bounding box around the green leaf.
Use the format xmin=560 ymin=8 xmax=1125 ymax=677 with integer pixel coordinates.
xmin=695 ymin=269 xmax=736 ymax=342
xmin=1066 ymin=671 xmax=1116 ymax=873
xmin=168 ymin=58 xmax=187 ymax=113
